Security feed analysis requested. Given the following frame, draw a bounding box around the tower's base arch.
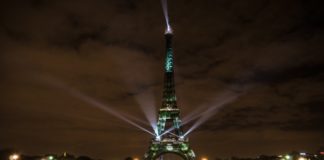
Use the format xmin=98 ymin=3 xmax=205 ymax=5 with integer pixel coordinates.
xmin=154 ymin=152 xmax=186 ymax=160
xmin=144 ymin=140 xmax=195 ymax=160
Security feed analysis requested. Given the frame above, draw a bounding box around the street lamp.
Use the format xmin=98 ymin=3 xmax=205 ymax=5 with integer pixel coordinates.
xmin=48 ymin=155 xmax=54 ymax=160
xmin=9 ymin=154 xmax=20 ymax=160
xmin=201 ymin=157 xmax=208 ymax=160
xmin=285 ymin=155 xmax=291 ymax=160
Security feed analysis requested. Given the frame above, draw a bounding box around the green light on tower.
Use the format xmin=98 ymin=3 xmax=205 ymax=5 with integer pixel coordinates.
xmin=166 ymin=145 xmax=173 ymax=151
xmin=180 ymin=143 xmax=189 ymax=151
xmin=165 ymin=48 xmax=173 ymax=72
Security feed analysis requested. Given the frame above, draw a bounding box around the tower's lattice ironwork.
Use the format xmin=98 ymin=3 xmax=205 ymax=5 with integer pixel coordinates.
xmin=144 ymin=31 xmax=196 ymax=160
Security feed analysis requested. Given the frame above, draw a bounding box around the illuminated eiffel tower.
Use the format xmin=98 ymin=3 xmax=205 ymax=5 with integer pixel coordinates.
xmin=143 ymin=29 xmax=196 ymax=160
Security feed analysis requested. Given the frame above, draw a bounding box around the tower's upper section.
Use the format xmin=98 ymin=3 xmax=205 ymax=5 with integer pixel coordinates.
xmin=161 ymin=31 xmax=177 ymax=109
xmin=164 ymin=32 xmax=173 ymax=73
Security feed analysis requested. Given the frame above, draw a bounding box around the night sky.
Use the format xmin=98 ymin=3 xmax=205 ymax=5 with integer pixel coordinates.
xmin=1 ymin=0 xmax=324 ymax=159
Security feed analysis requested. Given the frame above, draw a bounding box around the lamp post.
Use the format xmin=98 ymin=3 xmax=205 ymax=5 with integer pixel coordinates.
xmin=9 ymin=154 xmax=20 ymax=160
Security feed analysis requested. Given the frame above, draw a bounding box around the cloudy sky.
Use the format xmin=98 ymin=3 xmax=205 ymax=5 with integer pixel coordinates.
xmin=1 ymin=0 xmax=324 ymax=159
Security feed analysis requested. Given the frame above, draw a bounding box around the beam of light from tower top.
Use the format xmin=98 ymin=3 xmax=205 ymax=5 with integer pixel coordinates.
xmin=134 ymin=90 xmax=157 ymax=135
xmin=39 ymin=75 xmax=155 ymax=136
xmin=160 ymin=91 xmax=244 ymax=136
xmin=161 ymin=0 xmax=173 ymax=34
xmin=183 ymin=93 xmax=240 ymax=137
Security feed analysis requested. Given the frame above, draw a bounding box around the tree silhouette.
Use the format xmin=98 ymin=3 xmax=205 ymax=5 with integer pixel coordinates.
xmin=125 ymin=157 xmax=133 ymax=160
xmin=77 ymin=156 xmax=93 ymax=160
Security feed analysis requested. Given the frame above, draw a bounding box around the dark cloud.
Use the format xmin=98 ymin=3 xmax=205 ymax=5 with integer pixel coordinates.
xmin=227 ymin=61 xmax=324 ymax=85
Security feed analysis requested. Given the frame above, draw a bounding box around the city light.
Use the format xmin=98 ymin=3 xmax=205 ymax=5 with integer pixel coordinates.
xmin=9 ymin=154 xmax=20 ymax=160
xmin=298 ymin=157 xmax=306 ymax=160
xmin=285 ymin=155 xmax=291 ymax=160
xmin=201 ymin=157 xmax=208 ymax=160
xmin=300 ymin=153 xmax=306 ymax=156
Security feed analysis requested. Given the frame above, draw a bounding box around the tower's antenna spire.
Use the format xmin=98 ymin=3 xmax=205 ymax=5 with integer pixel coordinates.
xmin=165 ymin=24 xmax=173 ymax=34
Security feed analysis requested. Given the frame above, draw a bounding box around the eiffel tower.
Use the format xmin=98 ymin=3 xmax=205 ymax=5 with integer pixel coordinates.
xmin=143 ymin=29 xmax=196 ymax=160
